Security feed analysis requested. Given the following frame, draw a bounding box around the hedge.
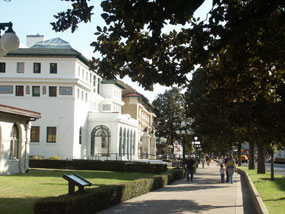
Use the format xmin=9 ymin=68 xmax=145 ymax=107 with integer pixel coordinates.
xmin=29 ymin=159 xmax=167 ymax=174
xmin=33 ymin=168 xmax=184 ymax=214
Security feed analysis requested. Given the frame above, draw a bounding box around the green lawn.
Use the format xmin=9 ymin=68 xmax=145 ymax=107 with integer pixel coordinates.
xmin=0 ymin=168 xmax=155 ymax=214
xmin=241 ymin=167 xmax=285 ymax=214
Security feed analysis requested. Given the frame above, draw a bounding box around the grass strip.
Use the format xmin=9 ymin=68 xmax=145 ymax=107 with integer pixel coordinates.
xmin=0 ymin=168 xmax=154 ymax=214
xmin=240 ymin=167 xmax=285 ymax=214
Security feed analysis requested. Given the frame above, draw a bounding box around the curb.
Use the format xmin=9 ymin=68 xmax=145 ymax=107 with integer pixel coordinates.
xmin=237 ymin=168 xmax=269 ymax=214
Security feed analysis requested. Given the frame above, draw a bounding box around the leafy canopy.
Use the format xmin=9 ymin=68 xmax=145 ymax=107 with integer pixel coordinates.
xmin=52 ymin=0 xmax=285 ymax=102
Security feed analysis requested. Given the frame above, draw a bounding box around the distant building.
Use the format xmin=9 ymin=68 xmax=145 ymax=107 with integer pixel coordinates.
xmin=0 ymin=104 xmax=40 ymax=175
xmin=118 ymin=80 xmax=157 ymax=158
xmin=0 ymin=36 xmax=138 ymax=161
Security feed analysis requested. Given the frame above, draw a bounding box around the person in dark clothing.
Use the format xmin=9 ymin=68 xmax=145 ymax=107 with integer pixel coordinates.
xmin=224 ymin=154 xmax=230 ymax=182
xmin=185 ymin=155 xmax=196 ymax=181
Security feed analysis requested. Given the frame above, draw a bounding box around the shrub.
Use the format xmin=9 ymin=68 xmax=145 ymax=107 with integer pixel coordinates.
xmin=29 ymin=159 xmax=168 ymax=174
xmin=33 ymin=168 xmax=184 ymax=214
xmin=49 ymin=156 xmax=62 ymax=160
xmin=29 ymin=155 xmax=44 ymax=160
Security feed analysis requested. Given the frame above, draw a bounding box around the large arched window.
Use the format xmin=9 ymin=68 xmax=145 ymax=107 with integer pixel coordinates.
xmin=123 ymin=128 xmax=126 ymax=155
xmin=127 ymin=129 xmax=129 ymax=159
xmin=10 ymin=123 xmax=20 ymax=158
xmin=130 ymin=130 xmax=133 ymax=158
xmin=133 ymin=131 xmax=136 ymax=155
xmin=119 ymin=127 xmax=122 ymax=157
xmin=91 ymin=125 xmax=111 ymax=156
xmin=79 ymin=127 xmax=83 ymax=145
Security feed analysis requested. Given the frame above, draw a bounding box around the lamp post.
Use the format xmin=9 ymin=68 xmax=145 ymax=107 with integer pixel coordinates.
xmin=0 ymin=22 xmax=20 ymax=57
xmin=176 ymin=121 xmax=192 ymax=164
xmin=192 ymin=136 xmax=201 ymax=160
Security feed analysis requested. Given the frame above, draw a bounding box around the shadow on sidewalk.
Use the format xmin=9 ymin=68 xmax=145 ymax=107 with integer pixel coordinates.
xmin=158 ymin=183 xmax=228 ymax=192
xmin=99 ymin=198 xmax=243 ymax=214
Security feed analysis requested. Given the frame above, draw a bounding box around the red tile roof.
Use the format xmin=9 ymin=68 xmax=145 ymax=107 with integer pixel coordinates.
xmin=0 ymin=104 xmax=41 ymax=120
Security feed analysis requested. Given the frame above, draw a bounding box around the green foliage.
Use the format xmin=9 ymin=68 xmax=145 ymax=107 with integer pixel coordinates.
xmin=152 ymin=87 xmax=185 ymax=146
xmin=29 ymin=155 xmax=44 ymax=160
xmin=0 ymin=169 xmax=154 ymax=214
xmin=29 ymin=159 xmax=167 ymax=174
xmin=49 ymin=156 xmax=62 ymax=160
xmin=51 ymin=0 xmax=285 ymax=104
xmin=33 ymin=168 xmax=184 ymax=214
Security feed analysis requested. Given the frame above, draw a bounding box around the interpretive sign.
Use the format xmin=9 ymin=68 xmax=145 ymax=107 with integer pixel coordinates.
xmin=63 ymin=173 xmax=92 ymax=195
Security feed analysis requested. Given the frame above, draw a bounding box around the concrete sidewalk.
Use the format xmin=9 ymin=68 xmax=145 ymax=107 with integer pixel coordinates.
xmin=98 ymin=162 xmax=254 ymax=214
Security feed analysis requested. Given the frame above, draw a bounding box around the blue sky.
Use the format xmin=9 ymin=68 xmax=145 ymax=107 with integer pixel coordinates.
xmin=1 ymin=0 xmax=212 ymax=101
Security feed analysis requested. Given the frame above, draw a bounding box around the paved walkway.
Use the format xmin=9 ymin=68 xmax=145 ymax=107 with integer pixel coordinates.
xmin=98 ymin=162 xmax=256 ymax=214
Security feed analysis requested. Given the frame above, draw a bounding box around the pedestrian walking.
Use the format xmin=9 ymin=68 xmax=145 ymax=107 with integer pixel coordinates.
xmin=224 ymin=154 xmax=230 ymax=182
xmin=201 ymin=156 xmax=205 ymax=168
xmin=225 ymin=154 xmax=236 ymax=184
xmin=220 ymin=164 xmax=225 ymax=183
xmin=206 ymin=155 xmax=211 ymax=166
xmin=185 ymin=155 xmax=196 ymax=181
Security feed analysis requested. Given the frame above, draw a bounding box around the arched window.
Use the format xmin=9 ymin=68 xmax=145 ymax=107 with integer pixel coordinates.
xmin=79 ymin=127 xmax=82 ymax=144
xmin=133 ymin=131 xmax=136 ymax=155
xmin=10 ymin=123 xmax=19 ymax=158
xmin=123 ymin=128 xmax=126 ymax=155
xmin=127 ymin=129 xmax=129 ymax=159
xmin=91 ymin=125 xmax=111 ymax=156
xmin=119 ymin=127 xmax=122 ymax=156
xmin=130 ymin=130 xmax=133 ymax=157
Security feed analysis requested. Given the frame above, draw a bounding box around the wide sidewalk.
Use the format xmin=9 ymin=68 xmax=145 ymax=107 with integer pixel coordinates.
xmin=98 ymin=162 xmax=255 ymax=214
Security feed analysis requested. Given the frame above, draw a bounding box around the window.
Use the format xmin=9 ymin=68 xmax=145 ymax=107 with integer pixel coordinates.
xmin=47 ymin=127 xmax=56 ymax=143
xmin=26 ymin=86 xmax=30 ymax=94
xmin=59 ymin=87 xmax=72 ymax=95
xmin=50 ymin=63 xmax=57 ymax=74
xmin=33 ymin=63 xmax=41 ymax=73
xmin=103 ymin=104 xmax=111 ymax=111
xmin=0 ymin=85 xmax=13 ymax=94
xmin=17 ymin=62 xmax=24 ymax=73
xmin=10 ymin=124 xmax=19 ymax=158
xmin=77 ymin=89 xmax=80 ymax=99
xmin=49 ymin=86 xmax=57 ymax=97
xmin=97 ymin=78 xmax=101 ymax=94
xmin=30 ymin=126 xmax=40 ymax=142
xmin=15 ymin=85 xmax=24 ymax=96
xmin=79 ymin=128 xmax=82 ymax=144
xmin=93 ymin=75 xmax=96 ymax=93
xmin=42 ymin=86 xmax=46 ymax=95
xmin=0 ymin=62 xmax=5 ymax=73
xmin=32 ymin=86 xmax=40 ymax=96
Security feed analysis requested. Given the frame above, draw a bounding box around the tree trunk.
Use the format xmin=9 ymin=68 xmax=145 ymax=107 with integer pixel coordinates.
xmin=270 ymin=143 xmax=274 ymax=181
xmin=257 ymin=144 xmax=266 ymax=174
xmin=248 ymin=142 xmax=255 ymax=169
xmin=238 ymin=142 xmax=241 ymax=166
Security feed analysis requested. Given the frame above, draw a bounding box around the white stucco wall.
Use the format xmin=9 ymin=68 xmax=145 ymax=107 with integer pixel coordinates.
xmin=0 ymin=46 xmax=144 ymax=161
xmin=0 ymin=116 xmax=30 ymax=175
xmin=88 ymin=112 xmax=138 ymax=160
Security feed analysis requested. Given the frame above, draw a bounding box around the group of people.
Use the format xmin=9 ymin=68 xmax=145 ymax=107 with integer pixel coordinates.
xmin=219 ymin=154 xmax=237 ymax=184
xmin=184 ymin=154 xmax=237 ymax=183
xmin=184 ymin=154 xmax=211 ymax=182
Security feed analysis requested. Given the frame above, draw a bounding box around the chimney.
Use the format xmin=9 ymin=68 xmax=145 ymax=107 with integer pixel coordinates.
xmin=26 ymin=34 xmax=44 ymax=48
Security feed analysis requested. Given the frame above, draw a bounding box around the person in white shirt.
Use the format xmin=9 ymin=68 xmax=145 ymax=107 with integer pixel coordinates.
xmin=219 ymin=156 xmax=224 ymax=166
